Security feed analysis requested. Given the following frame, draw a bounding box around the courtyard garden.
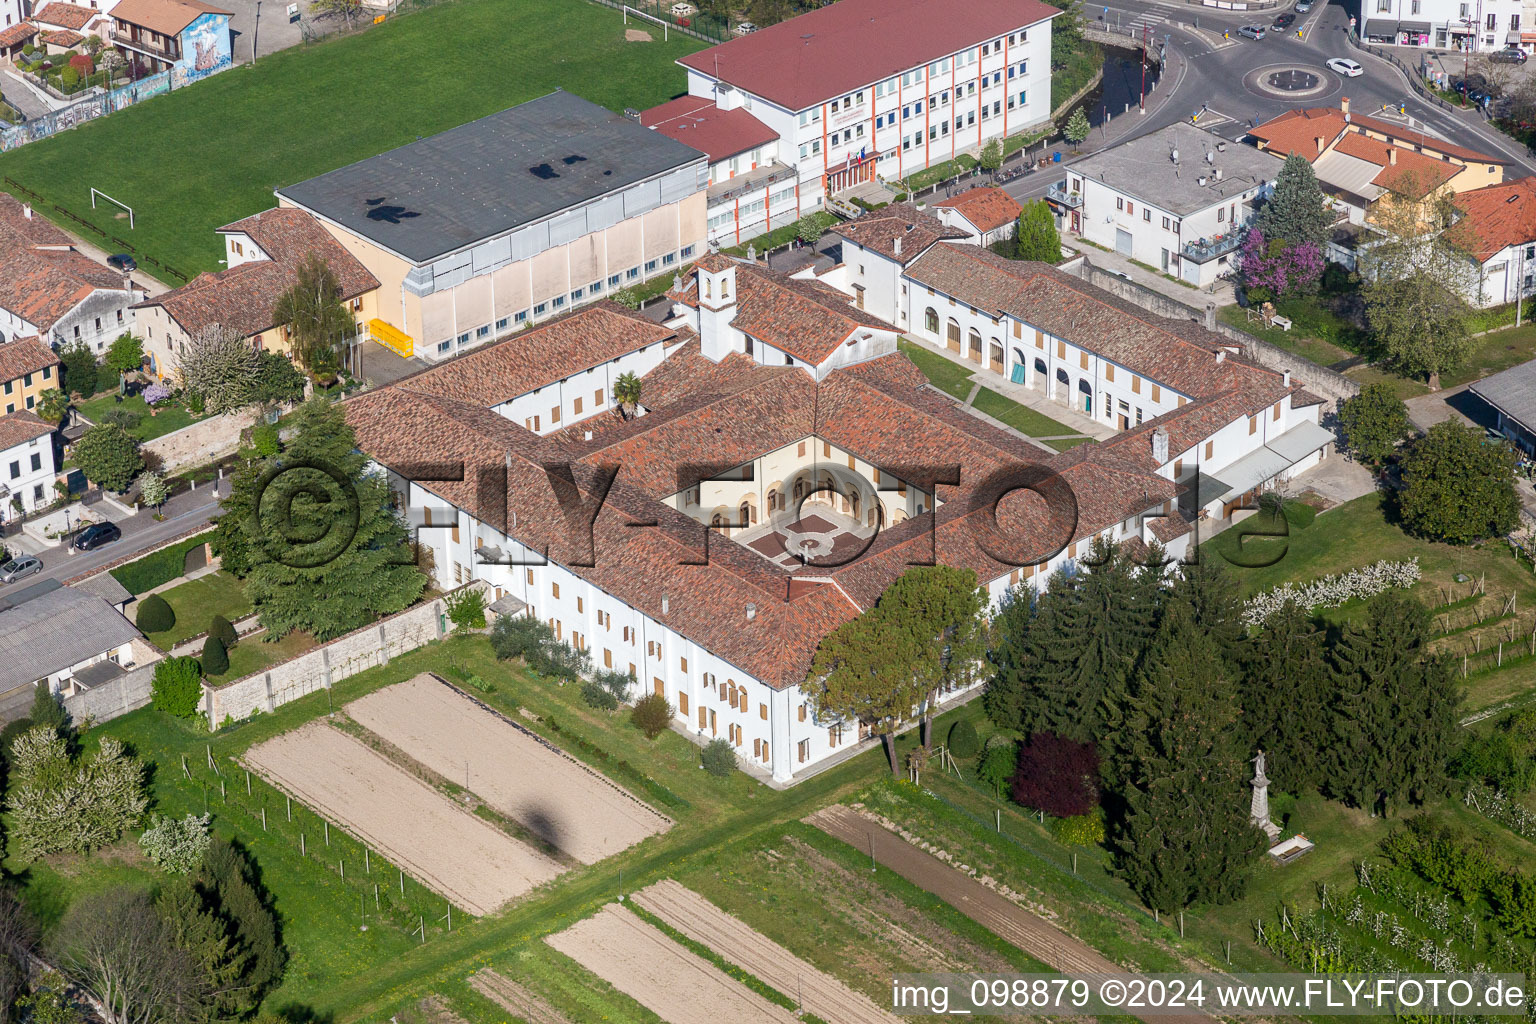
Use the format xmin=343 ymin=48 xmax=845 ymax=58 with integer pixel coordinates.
xmin=897 ymin=340 xmax=1092 ymax=450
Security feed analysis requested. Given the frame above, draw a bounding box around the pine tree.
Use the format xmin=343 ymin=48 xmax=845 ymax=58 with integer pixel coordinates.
xmin=1238 ymin=599 xmax=1330 ymax=794
xmin=243 ymin=398 xmax=425 ymax=640
xmin=199 ymin=838 xmax=285 ymax=1003
xmin=156 ymin=877 xmax=249 ymax=1020
xmin=1169 ymin=557 xmax=1246 ymax=668
xmin=1013 ymin=201 xmax=1063 ymax=263
xmin=1326 ymin=592 xmax=1460 ymax=815
xmin=1257 ymin=153 xmax=1331 ymax=247
xmin=28 ymin=681 xmax=68 ymax=735
xmin=1109 ymin=600 xmax=1262 ymax=913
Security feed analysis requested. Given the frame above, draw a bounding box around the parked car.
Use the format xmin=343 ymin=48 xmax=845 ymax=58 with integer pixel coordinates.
xmin=1273 ymin=12 xmax=1295 ymax=28
xmin=734 ymin=20 xmax=756 ymax=33
xmin=1492 ymin=47 xmax=1528 ymax=64
xmin=1327 ymin=57 xmax=1364 ymax=76
xmin=72 ymin=521 xmax=122 ymax=551
xmin=1239 ymin=24 xmax=1266 ymax=38
xmin=106 ymin=253 xmax=136 ymax=273
xmin=0 ymin=556 xmax=42 ymax=585
xmin=1295 ymin=0 xmax=1312 ymax=11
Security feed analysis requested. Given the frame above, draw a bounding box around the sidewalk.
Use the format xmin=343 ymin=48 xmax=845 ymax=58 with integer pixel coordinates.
xmin=0 ymin=67 xmax=67 ymax=119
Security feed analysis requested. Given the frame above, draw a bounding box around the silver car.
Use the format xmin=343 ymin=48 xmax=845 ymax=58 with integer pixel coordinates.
xmin=0 ymin=555 xmax=42 ymax=584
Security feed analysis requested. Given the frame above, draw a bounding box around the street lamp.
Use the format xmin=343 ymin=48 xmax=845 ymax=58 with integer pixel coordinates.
xmin=253 ymin=0 xmax=262 ymax=65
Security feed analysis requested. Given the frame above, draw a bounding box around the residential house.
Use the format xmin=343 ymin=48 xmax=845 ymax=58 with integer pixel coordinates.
xmin=1046 ymin=121 xmax=1283 ymax=287
xmin=0 ymin=0 xmax=25 ymax=29
xmin=1361 ymin=0 xmax=1523 ymax=49
xmin=0 ymin=195 xmax=143 ymax=352
xmin=0 ymin=581 xmax=152 ymax=717
xmin=1448 ymin=175 xmax=1536 ymax=307
xmin=33 ymin=1 xmax=109 ymax=42
xmin=932 ymin=185 xmax=1023 ymax=246
xmin=639 ymin=95 xmax=796 ymax=247
xmin=1469 ymin=356 xmax=1536 ymax=452
xmin=826 ymin=202 xmax=968 ymax=331
xmin=0 ymin=21 xmax=37 ymax=58
xmin=109 ymin=0 xmax=230 ymax=83
xmin=132 ymin=206 xmax=380 ymax=378
xmin=275 ymin=91 xmax=707 ymax=362
xmin=674 ymin=0 xmax=1056 ymax=207
xmin=0 ymin=335 xmax=62 ymax=416
xmin=0 ymin=409 xmax=56 ymax=521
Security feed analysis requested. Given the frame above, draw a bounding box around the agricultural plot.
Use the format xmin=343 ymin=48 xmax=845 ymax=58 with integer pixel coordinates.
xmin=346 ymin=674 xmax=671 ymax=863
xmin=245 ymin=721 xmax=564 ymax=915
xmin=544 ymin=904 xmax=803 ymax=1024
xmin=470 ymin=970 xmax=573 ymax=1024
xmin=632 ymin=879 xmax=900 ymax=1024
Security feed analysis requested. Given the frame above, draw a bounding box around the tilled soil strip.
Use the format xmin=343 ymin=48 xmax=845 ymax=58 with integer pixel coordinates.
xmin=632 ymin=878 xmax=900 ymax=1024
xmin=545 ymin=903 xmax=803 ymax=1024
xmin=808 ymin=805 xmax=1214 ymax=1024
xmin=245 ymin=721 xmax=565 ymax=915
xmin=469 ymin=969 xmax=573 ymax=1024
xmin=347 ymin=674 xmax=671 ymax=864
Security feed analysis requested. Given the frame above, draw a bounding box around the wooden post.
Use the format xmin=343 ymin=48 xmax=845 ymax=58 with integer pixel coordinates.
xmin=324 ymin=821 xmax=329 ymax=846
xmin=245 ymin=770 xmax=251 ymax=796
xmin=340 ymin=859 xmax=345 ymax=879
xmin=220 ymin=779 xmax=225 ymax=801
xmin=261 ymin=807 xmax=267 ymax=831
xmin=374 ymin=884 xmax=380 ymax=911
xmin=400 ymin=870 xmax=405 ymax=895
xmin=365 ymin=847 xmax=371 ymax=874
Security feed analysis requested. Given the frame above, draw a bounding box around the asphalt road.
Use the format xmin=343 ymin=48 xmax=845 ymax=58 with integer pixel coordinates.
xmin=998 ymin=0 xmax=1536 ymax=206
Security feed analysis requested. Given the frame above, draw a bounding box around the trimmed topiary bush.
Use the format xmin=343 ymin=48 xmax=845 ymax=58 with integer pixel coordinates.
xmin=701 ymin=737 xmax=736 ymax=778
xmin=135 ymin=593 xmax=174 ymax=634
xmin=200 ymin=635 xmax=228 ymax=677
xmin=630 ymin=692 xmax=673 ymax=740
xmin=151 ymin=656 xmax=203 ymax=719
xmin=209 ymin=614 xmax=238 ymax=650
xmin=947 ymin=718 xmax=980 ymax=759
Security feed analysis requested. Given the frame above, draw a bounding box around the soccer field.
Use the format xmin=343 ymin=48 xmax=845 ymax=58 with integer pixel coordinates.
xmin=0 ymin=0 xmax=704 ymax=283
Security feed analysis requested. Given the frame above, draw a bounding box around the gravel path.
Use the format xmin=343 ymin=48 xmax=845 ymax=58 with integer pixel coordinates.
xmin=632 ymin=879 xmax=900 ymax=1024
xmin=245 ymin=721 xmax=565 ymax=915
xmin=545 ymin=904 xmax=803 ymax=1024
xmin=347 ymin=674 xmax=671 ymax=864
xmin=808 ymin=806 xmax=1213 ymax=1024
xmin=470 ymin=970 xmax=572 ymax=1024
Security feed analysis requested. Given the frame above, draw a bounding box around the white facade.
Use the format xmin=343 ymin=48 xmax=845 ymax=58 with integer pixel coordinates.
xmin=1477 ymin=241 xmax=1536 ymax=308
xmin=686 ymin=21 xmax=1052 ymax=208
xmin=1 ymin=426 xmax=56 ymax=520
xmin=1362 ymin=0 xmax=1524 ymax=48
xmin=491 ymin=341 xmax=670 ymax=436
xmin=1 ymin=0 xmax=25 ymax=29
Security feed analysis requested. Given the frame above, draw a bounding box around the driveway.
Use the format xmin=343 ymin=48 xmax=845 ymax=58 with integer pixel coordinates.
xmin=223 ymin=0 xmax=309 ymax=63
xmin=0 ymin=67 xmax=62 ymax=120
xmin=1405 ymin=383 xmax=1497 ymax=433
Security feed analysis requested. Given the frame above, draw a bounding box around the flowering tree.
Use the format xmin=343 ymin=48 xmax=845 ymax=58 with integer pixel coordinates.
xmin=1237 ymin=228 xmax=1323 ymax=302
xmin=1243 ymin=558 xmax=1421 ymax=626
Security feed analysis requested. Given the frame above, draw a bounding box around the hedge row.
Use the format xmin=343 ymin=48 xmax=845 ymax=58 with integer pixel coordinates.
xmin=109 ymin=530 xmax=216 ymax=595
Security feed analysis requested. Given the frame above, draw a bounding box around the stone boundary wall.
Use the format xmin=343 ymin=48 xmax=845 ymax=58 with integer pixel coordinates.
xmin=1073 ymin=259 xmax=1360 ymax=408
xmin=202 ymin=581 xmax=489 ymax=727
xmin=142 ymin=407 xmax=268 ymax=475
xmin=63 ymin=660 xmax=158 ymax=725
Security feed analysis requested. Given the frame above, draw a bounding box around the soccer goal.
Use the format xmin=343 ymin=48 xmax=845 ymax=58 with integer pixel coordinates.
xmin=89 ymin=188 xmax=134 ymax=229
xmin=622 ymin=5 xmax=668 ymax=40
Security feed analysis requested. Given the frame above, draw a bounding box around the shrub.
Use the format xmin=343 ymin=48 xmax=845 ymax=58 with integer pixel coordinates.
xmin=200 ymin=635 xmax=229 ymax=676
xmin=59 ymin=66 xmax=79 ymax=89
xmin=580 ymin=680 xmax=619 ymax=711
xmin=186 ymin=390 xmax=205 ymax=415
xmin=0 ymin=717 xmax=35 ymax=759
xmin=593 ymin=669 xmax=632 ymax=702
xmin=151 ymin=656 xmax=203 ymax=719
xmin=977 ymin=740 xmax=1017 ymax=796
xmin=630 ymin=692 xmax=673 ymax=740
xmin=701 ymin=737 xmax=737 ymax=777
xmin=1243 ymin=558 xmax=1420 ymax=627
xmin=465 ymin=673 xmax=494 ymax=694
xmin=99 ymin=406 xmax=139 ymax=430
xmin=69 ymin=53 xmax=94 ymax=75
xmin=209 ymin=614 xmax=238 ymax=650
xmin=489 ymin=614 xmax=553 ymax=662
xmin=139 ymin=812 xmax=211 ymax=873
xmin=142 ymin=383 xmax=171 ymax=406
xmin=947 ymin=718 xmax=980 ymax=758
xmin=134 ymin=593 xmax=174 ymax=633
xmin=110 ymin=531 xmax=215 ymax=594
xmin=249 ymin=423 xmax=280 ymax=458
xmin=1051 ymin=811 xmax=1106 ymax=847
xmin=445 ymin=586 xmax=486 ymax=631
xmin=1010 ymin=732 xmax=1101 ymax=818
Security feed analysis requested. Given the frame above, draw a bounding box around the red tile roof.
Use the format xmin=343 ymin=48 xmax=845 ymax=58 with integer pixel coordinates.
xmin=108 ymin=0 xmax=230 ymax=35
xmin=0 ymin=337 xmax=61 ymax=386
xmin=830 ymin=203 xmax=968 ymax=265
xmin=639 ymin=96 xmax=779 ymax=164
xmin=1331 ymin=132 xmax=1461 ymax=197
xmin=0 ymin=23 xmax=38 ymax=46
xmin=40 ymin=29 xmax=85 ymax=46
xmin=0 ymin=248 xmax=127 ymax=332
xmin=678 ymin=0 xmax=1058 ymax=111
xmin=1249 ymin=104 xmax=1506 ymax=166
xmin=0 ymin=195 xmax=73 ymax=250
xmin=134 ymin=208 xmax=378 ymax=338
xmin=932 ymin=186 xmax=1022 ymax=232
xmin=0 ymin=410 xmax=53 ymax=451
xmin=33 ymin=2 xmax=98 ymax=29
xmin=1448 ymin=176 xmax=1536 ymax=262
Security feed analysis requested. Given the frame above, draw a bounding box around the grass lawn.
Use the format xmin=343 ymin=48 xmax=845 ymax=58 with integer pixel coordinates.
xmin=0 ymin=0 xmax=704 ymax=282
xmin=76 ymin=392 xmax=204 ymax=441
xmin=898 ymin=339 xmax=976 ymax=400
xmin=1343 ymin=362 xmax=1430 ymax=403
xmin=142 ymin=572 xmax=252 ymax=648
xmin=1217 ymin=303 xmax=1355 ymax=368
xmin=971 ymin=386 xmax=1083 ymax=439
xmin=208 ymin=630 xmax=317 ymax=683
xmin=1441 ymin=322 xmax=1536 ymax=389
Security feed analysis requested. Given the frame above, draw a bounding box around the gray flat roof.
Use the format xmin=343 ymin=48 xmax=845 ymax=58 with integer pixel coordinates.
xmin=1471 ymin=358 xmax=1536 ymax=429
xmin=1070 ymin=122 xmax=1284 ymax=216
xmin=0 ymin=585 xmax=141 ymax=692
xmin=277 ymin=91 xmax=708 ymax=265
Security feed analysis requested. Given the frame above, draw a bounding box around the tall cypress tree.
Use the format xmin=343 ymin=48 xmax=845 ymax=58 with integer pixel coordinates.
xmin=1169 ymin=557 xmax=1247 ymax=668
xmin=1238 ymin=599 xmax=1331 ymax=794
xmin=1110 ymin=600 xmax=1263 ymax=913
xmin=1257 ymin=153 xmax=1331 ymax=247
xmin=1326 ymin=592 xmax=1460 ymax=815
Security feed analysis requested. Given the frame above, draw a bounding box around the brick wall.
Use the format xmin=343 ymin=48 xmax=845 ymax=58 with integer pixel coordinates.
xmin=202 ymin=582 xmax=489 ymax=727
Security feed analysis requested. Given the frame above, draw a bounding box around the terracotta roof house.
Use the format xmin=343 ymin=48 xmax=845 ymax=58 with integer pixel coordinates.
xmin=0 ymin=198 xmax=142 ymax=356
xmin=131 ymin=207 xmax=379 ymax=379
xmin=342 ymin=232 xmax=1336 ymax=783
xmin=109 ymin=0 xmax=232 ymax=79
xmin=39 ymin=28 xmax=85 ymax=47
xmin=33 ymin=2 xmax=102 ymax=32
xmin=1447 ymin=176 xmax=1536 ymax=309
xmin=932 ymin=186 xmax=1023 ymax=246
xmin=0 ymin=22 xmax=38 ymax=59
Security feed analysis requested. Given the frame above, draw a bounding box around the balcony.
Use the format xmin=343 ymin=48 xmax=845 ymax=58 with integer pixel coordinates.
xmin=1045 ymin=180 xmax=1082 ymax=209
xmin=112 ymin=30 xmax=180 ymax=63
xmin=1182 ymin=231 xmax=1244 ymax=263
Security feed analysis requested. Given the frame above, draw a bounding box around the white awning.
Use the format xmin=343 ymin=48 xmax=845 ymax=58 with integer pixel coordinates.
xmin=1204 ymin=420 xmax=1337 ymax=504
xmin=1209 ymin=445 xmax=1293 ymax=500
xmin=1265 ymin=419 xmax=1337 ymax=463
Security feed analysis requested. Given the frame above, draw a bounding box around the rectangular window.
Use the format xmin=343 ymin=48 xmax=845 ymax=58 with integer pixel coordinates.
xmin=573 ymin=397 xmax=583 ymax=415
xmin=645 ymin=259 xmax=658 ymax=273
xmin=627 ymin=267 xmax=640 ymax=280
xmin=1132 ymin=375 xmax=1142 ymax=394
xmin=552 ymin=296 xmax=566 ymax=309
xmin=1151 ymin=384 xmax=1161 ymax=402
xmin=1249 ymin=415 xmax=1258 ymax=435
xmin=515 ymin=310 xmax=528 ymax=323
xmin=534 ymin=302 xmax=548 ymax=315
xmin=1105 ymin=364 xmax=1115 ymax=382
xmin=496 ymin=317 xmax=509 ymax=330
xmin=476 ymin=324 xmax=490 ymax=338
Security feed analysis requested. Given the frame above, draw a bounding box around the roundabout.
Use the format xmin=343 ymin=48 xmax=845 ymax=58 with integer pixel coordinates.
xmin=1242 ymin=63 xmax=1338 ymax=101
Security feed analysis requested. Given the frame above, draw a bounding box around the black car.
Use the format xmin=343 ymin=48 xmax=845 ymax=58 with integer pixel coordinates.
xmin=106 ymin=253 xmax=137 ymax=273
xmin=73 ymin=521 xmax=122 ymax=551
xmin=1492 ymin=47 xmax=1528 ymax=64
xmin=1273 ymin=12 xmax=1295 ymax=28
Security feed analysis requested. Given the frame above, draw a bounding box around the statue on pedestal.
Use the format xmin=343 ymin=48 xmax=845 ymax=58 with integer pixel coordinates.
xmin=1250 ymin=750 xmax=1281 ymax=845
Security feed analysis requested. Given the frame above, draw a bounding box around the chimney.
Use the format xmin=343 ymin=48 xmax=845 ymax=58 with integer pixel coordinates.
xmin=21 ymin=203 xmax=31 ymax=219
xmin=893 ymin=236 xmax=902 ymax=257
xmin=1388 ymin=147 xmax=1397 ymax=166
xmin=1341 ymin=95 xmax=1350 ymax=115
xmin=1214 ymin=167 xmax=1224 ymax=180
xmin=1315 ymin=136 xmax=1326 ymax=155
xmin=1283 ymin=369 xmax=1291 ymax=386
xmin=1215 ymin=350 xmax=1226 ymax=363
xmin=661 ymin=594 xmax=670 ymax=615
xmin=1151 ymin=426 xmax=1170 ymax=464
xmin=746 ymin=602 xmax=757 ymax=620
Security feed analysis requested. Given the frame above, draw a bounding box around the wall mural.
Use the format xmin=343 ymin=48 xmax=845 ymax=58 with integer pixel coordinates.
xmin=171 ymin=11 xmax=232 ymax=87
